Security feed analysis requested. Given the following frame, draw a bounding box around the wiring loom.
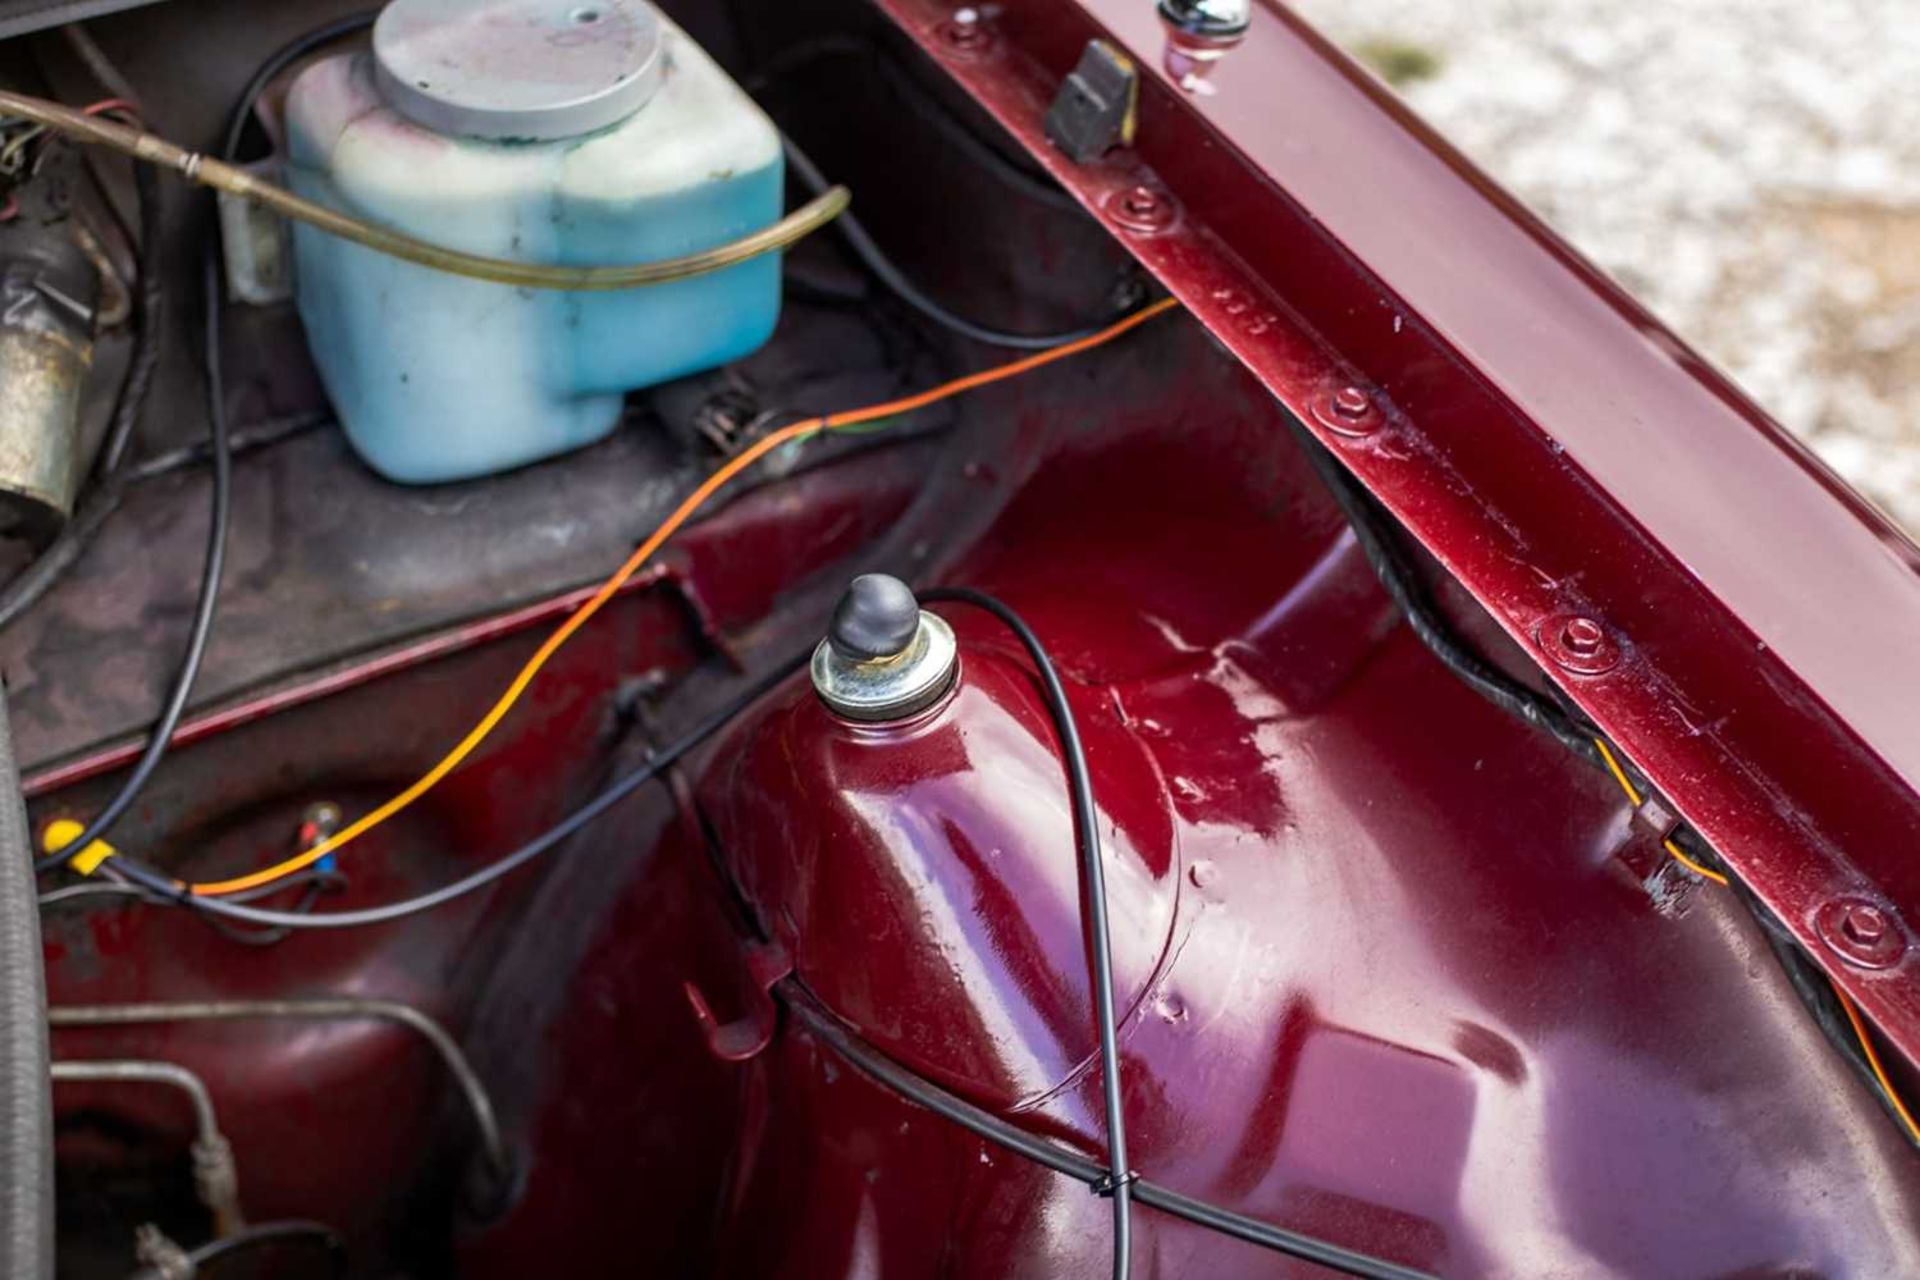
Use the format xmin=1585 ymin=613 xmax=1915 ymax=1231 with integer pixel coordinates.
xmin=36 ymin=296 xmax=1445 ymax=1279
xmin=42 ymin=298 xmax=1180 ymax=905
xmin=23 ymin=10 xmax=1911 ymax=1268
xmin=1285 ymin=415 xmax=1920 ymax=1155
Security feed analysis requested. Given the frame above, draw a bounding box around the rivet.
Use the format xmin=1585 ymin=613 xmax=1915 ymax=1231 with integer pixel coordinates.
xmin=1845 ymin=906 xmax=1887 ymax=945
xmin=939 ymin=7 xmax=990 ymax=50
xmin=1817 ymin=897 xmax=1907 ymax=970
xmin=1562 ymin=618 xmax=1604 ymax=655
xmin=1538 ymin=613 xmax=1620 ymax=675
xmin=1310 ymin=384 xmax=1381 ymax=437
xmin=1106 ymin=184 xmax=1176 ymax=233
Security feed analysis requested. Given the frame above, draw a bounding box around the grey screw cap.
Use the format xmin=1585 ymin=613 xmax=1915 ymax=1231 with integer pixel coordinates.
xmin=373 ymin=0 xmax=666 ymax=142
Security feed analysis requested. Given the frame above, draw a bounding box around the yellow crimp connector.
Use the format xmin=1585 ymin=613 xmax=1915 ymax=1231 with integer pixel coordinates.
xmin=42 ymin=819 xmax=116 ymax=875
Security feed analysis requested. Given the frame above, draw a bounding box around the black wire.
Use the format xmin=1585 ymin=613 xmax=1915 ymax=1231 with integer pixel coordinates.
xmin=33 ymin=245 xmax=231 ymax=876
xmin=745 ymin=36 xmax=1080 ymax=212
xmin=100 ymin=648 xmax=812 ymax=929
xmin=38 ymin=866 xmax=341 ymax=912
xmin=783 ymin=986 xmax=1437 ymax=1280
xmin=35 ymin=17 xmax=382 ymax=876
xmin=192 ymin=872 xmax=340 ymax=947
xmin=1285 ymin=413 xmax=1920 ymax=1151
xmin=783 ymin=137 xmax=1110 ymax=351
xmin=1716 ymin=853 xmax=1920 ymax=1153
xmin=130 ymin=409 xmax=331 ymax=482
xmin=917 ymin=586 xmax=1133 ymax=1280
xmin=125 ymin=1218 xmax=347 ymax=1279
xmin=1283 ymin=417 xmax=1601 ymax=767
xmin=220 ymin=13 xmax=379 ymax=161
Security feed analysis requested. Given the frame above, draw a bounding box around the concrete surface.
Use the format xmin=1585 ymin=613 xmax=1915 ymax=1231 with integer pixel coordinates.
xmin=1289 ymin=0 xmax=1920 ymax=537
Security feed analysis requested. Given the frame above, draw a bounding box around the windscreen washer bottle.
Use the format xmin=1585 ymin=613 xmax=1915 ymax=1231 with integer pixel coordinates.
xmin=283 ymin=0 xmax=785 ymax=483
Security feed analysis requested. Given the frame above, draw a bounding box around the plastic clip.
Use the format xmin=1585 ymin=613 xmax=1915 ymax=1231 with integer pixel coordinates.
xmin=42 ymin=818 xmax=116 ymax=875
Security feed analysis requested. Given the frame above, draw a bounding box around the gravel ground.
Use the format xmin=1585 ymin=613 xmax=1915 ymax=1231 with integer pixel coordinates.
xmin=1288 ymin=0 xmax=1920 ymax=537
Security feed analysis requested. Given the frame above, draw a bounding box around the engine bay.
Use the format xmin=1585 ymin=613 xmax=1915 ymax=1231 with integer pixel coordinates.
xmin=3 ymin=1 xmax=1917 ymax=1276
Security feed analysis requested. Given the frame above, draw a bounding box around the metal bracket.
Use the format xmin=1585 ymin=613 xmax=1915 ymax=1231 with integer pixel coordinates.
xmin=1612 ymin=787 xmax=1695 ymax=897
xmin=683 ymin=939 xmax=794 ymax=1062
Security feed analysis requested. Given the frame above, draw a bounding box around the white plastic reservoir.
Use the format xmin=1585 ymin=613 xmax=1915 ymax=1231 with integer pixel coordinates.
xmin=284 ymin=0 xmax=785 ymax=483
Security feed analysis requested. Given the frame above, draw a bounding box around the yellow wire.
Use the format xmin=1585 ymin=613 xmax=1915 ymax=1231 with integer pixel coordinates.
xmin=1593 ymin=737 xmax=1644 ymax=807
xmin=1595 ymin=738 xmax=1912 ymax=1135
xmin=1835 ymin=983 xmax=1920 ymax=1146
xmin=1662 ymin=838 xmax=1728 ymax=887
xmin=1593 ymin=736 xmax=1726 ymax=882
xmin=185 ymin=296 xmax=1183 ymax=898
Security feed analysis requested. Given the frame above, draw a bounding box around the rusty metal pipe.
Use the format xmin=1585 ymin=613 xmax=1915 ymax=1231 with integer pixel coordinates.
xmin=49 ymin=1059 xmax=243 ymax=1237
xmin=48 ymin=998 xmax=508 ymax=1184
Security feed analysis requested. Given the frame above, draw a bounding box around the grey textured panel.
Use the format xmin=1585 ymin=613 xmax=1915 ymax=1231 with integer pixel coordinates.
xmin=0 ymin=0 xmax=166 ymax=39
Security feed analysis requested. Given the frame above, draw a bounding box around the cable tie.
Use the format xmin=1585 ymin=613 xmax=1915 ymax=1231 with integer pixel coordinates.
xmin=42 ymin=818 xmax=117 ymax=875
xmin=1090 ymin=1169 xmax=1138 ymax=1198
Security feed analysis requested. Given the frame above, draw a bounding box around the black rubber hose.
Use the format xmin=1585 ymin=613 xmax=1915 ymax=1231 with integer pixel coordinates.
xmin=219 ymin=13 xmax=378 ymax=162
xmin=0 ymin=688 xmax=52 ymax=1280
xmin=919 ymin=587 xmax=1133 ymax=1280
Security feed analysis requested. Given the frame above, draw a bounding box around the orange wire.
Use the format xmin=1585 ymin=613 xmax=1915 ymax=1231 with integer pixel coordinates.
xmin=1661 ymin=838 xmax=1728 ymax=887
xmin=1834 ymin=982 xmax=1920 ymax=1145
xmin=1593 ymin=737 xmax=1727 ymax=884
xmin=1592 ymin=737 xmax=1644 ymax=807
xmin=189 ymin=296 xmax=1182 ymax=897
xmin=1594 ymin=737 xmax=1915 ymax=1133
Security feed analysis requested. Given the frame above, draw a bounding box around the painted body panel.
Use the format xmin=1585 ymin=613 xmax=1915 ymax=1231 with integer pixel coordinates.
xmin=22 ymin=0 xmax=1920 ymax=1273
xmin=865 ymin=0 xmax=1920 ymax=1074
xmin=676 ymin=334 xmax=1920 ymax=1274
